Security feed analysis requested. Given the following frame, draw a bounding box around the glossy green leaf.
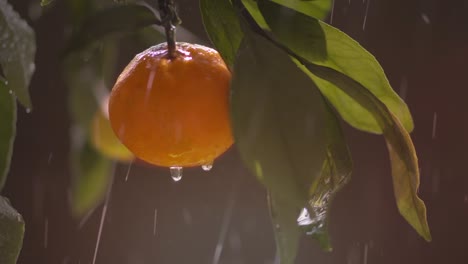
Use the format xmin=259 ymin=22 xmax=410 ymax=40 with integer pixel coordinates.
xmin=258 ymin=0 xmax=327 ymax=61
xmin=241 ymin=0 xmax=269 ymax=28
xmin=303 ymin=63 xmax=431 ymax=241
xmin=268 ymin=192 xmax=301 ymax=264
xmin=270 ymin=0 xmax=332 ymax=20
xmin=0 ymin=196 xmax=24 ymax=264
xmin=64 ymin=4 xmax=160 ymax=55
xmin=231 ymin=24 xmax=328 ymax=209
xmin=0 ymin=0 xmax=36 ymax=109
xmin=314 ymin=21 xmax=413 ymax=133
xmin=249 ymin=1 xmax=413 ymax=134
xmin=299 ymin=103 xmax=352 ymax=250
xmin=200 ymin=0 xmax=243 ymax=67
xmin=267 ymin=104 xmax=351 ymax=261
xmin=0 ymin=84 xmax=16 ymax=192
xmin=71 ymin=139 xmax=112 ymax=217
xmin=231 ymin=22 xmax=330 ymax=263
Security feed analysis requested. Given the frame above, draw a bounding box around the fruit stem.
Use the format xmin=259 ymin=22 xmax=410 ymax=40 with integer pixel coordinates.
xmin=158 ymin=0 xmax=181 ymax=58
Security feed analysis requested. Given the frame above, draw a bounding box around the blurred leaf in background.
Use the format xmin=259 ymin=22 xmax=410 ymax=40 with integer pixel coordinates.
xmin=0 ymin=0 xmax=36 ymax=109
xmin=40 ymin=0 xmax=54 ymax=6
xmin=0 ymin=84 xmax=16 ymax=192
xmin=0 ymin=2 xmax=35 ymax=263
xmin=0 ymin=197 xmax=24 ymax=264
xmin=64 ymin=4 xmax=161 ymax=55
xmin=63 ymin=2 xmax=164 ymax=219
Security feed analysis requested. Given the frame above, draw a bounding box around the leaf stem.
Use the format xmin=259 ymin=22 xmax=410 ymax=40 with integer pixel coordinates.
xmin=158 ymin=0 xmax=181 ymax=58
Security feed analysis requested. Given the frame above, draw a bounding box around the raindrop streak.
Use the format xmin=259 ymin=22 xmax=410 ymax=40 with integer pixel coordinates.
xmin=273 ymin=253 xmax=280 ymax=264
xmin=26 ymin=108 xmax=31 ymax=113
xmin=8 ymin=90 xmax=12 ymax=94
xmin=182 ymin=208 xmax=193 ymax=225
xmin=125 ymin=162 xmax=133 ymax=182
xmin=363 ymin=243 xmax=369 ymax=264
xmin=362 ymin=0 xmax=371 ymax=30
xmin=61 ymin=256 xmax=70 ymax=264
xmin=47 ymin=153 xmax=53 ymax=164
xmin=144 ymin=70 xmax=156 ymax=104
xmin=170 ymin=166 xmax=183 ymax=182
xmin=92 ymin=166 xmax=115 ymax=264
xmin=212 ymin=188 xmax=237 ymax=264
xmin=202 ymin=162 xmax=214 ymax=171
xmin=153 ymin=209 xmax=158 ymax=236
xmin=421 ymin=13 xmax=431 ymax=24
xmin=399 ymin=76 xmax=408 ymax=100
xmin=432 ymin=112 xmax=437 ymax=139
xmin=43 ymin=217 xmax=48 ymax=249
xmin=330 ymin=0 xmax=335 ymax=24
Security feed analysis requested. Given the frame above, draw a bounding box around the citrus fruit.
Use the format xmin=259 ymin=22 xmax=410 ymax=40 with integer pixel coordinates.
xmin=91 ymin=108 xmax=134 ymax=162
xmin=108 ymin=42 xmax=233 ymax=167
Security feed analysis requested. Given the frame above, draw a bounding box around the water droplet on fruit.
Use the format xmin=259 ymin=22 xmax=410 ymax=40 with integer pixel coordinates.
xmin=170 ymin=166 xmax=183 ymax=182
xmin=201 ymin=162 xmax=213 ymax=171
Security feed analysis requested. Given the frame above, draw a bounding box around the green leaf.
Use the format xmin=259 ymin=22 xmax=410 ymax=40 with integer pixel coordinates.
xmin=231 ymin=21 xmax=330 ymax=263
xmin=269 ymin=0 xmax=332 ymax=20
xmin=303 ymin=63 xmax=431 ymax=241
xmin=299 ymin=103 xmax=352 ymax=250
xmin=313 ymin=21 xmax=413 ymax=133
xmin=268 ymin=107 xmax=351 ymax=261
xmin=64 ymin=52 xmax=102 ymax=129
xmin=65 ymin=0 xmax=93 ymax=25
xmin=268 ymin=192 xmax=301 ymax=264
xmin=0 ymin=84 xmax=16 ymax=192
xmin=71 ymin=139 xmax=112 ymax=217
xmin=0 ymin=0 xmax=36 ymax=109
xmin=64 ymin=4 xmax=160 ymax=55
xmin=231 ymin=24 xmax=328 ymax=209
xmin=200 ymin=0 xmax=243 ymax=68
xmin=258 ymin=0 xmax=327 ymax=61
xmin=241 ymin=0 xmax=269 ymax=28
xmin=249 ymin=1 xmax=414 ymax=134
xmin=0 ymin=196 xmax=24 ymax=264
xmin=64 ymin=39 xmax=116 ymax=218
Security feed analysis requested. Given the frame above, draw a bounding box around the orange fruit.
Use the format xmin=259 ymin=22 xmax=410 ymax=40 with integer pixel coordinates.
xmin=108 ymin=42 xmax=233 ymax=167
xmin=91 ymin=105 xmax=134 ymax=162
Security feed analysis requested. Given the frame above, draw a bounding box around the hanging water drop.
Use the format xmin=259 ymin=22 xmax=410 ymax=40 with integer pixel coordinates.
xmin=201 ymin=161 xmax=213 ymax=171
xmin=170 ymin=166 xmax=183 ymax=182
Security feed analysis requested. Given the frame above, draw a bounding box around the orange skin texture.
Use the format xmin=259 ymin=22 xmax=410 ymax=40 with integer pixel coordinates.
xmin=109 ymin=42 xmax=233 ymax=167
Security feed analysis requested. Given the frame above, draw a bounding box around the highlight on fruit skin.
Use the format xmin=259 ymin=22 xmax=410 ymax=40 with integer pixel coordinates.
xmin=108 ymin=42 xmax=233 ymax=168
xmin=91 ymin=108 xmax=134 ymax=162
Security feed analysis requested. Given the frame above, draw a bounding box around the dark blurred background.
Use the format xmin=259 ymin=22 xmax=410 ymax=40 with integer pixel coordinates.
xmin=4 ymin=0 xmax=468 ymax=263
